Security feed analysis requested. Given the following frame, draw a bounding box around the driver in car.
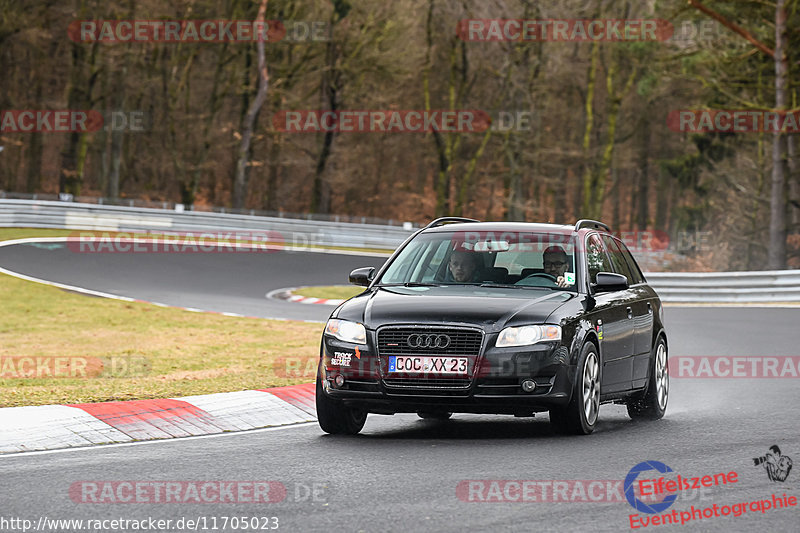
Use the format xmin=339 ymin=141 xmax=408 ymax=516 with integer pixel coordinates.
xmin=448 ymin=250 xmax=482 ymax=282
xmin=543 ymin=245 xmax=573 ymax=288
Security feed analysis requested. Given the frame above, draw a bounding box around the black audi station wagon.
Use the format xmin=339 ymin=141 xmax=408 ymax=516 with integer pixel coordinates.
xmin=316 ymin=218 xmax=668 ymax=435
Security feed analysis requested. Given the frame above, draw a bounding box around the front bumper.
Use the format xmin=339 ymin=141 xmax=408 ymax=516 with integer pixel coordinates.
xmin=320 ymin=334 xmax=575 ymax=415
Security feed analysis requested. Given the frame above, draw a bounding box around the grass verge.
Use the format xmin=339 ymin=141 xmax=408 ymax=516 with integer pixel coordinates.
xmin=0 ymin=228 xmax=323 ymax=407
xmin=292 ymin=285 xmax=363 ymax=300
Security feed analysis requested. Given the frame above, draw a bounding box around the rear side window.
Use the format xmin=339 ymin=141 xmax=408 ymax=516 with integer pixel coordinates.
xmin=586 ymin=234 xmax=613 ymax=284
xmin=617 ymin=239 xmax=646 ymax=284
xmin=602 ymin=235 xmax=635 ymax=285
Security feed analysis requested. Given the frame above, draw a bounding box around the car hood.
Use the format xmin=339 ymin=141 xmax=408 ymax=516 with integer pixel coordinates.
xmin=333 ymin=286 xmax=575 ymax=332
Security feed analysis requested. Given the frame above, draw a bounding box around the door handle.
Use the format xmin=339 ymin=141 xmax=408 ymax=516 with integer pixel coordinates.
xmin=626 ymin=306 xmax=633 ymax=319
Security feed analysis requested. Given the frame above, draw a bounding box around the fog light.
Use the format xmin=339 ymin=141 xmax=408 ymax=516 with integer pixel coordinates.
xmin=334 ymin=375 xmax=345 ymax=388
xmin=521 ymin=379 xmax=536 ymax=393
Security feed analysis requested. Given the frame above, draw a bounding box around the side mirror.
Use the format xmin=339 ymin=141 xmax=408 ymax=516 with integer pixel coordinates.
xmin=349 ymin=267 xmax=375 ymax=287
xmin=593 ymin=272 xmax=628 ymax=293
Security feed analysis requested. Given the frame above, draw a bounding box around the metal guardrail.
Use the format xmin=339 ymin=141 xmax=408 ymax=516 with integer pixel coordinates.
xmin=1 ymin=199 xmax=798 ymax=303
xmin=0 ymin=191 xmax=413 ymax=228
xmin=646 ymin=271 xmax=800 ymax=303
xmin=0 ymin=199 xmax=414 ymax=250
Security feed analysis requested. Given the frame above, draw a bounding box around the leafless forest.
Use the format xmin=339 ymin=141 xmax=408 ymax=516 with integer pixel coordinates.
xmin=1 ymin=0 xmax=799 ymax=270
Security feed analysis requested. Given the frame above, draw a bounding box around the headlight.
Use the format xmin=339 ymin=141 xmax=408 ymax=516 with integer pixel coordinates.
xmin=324 ymin=319 xmax=367 ymax=344
xmin=496 ymin=325 xmax=561 ymax=347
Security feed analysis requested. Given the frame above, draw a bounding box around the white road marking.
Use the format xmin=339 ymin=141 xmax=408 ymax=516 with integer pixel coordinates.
xmin=0 ymin=421 xmax=318 ymax=458
xmin=0 ymin=237 xmax=342 ymax=320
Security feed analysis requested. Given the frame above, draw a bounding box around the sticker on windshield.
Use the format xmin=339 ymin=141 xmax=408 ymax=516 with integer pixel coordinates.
xmin=564 ymin=272 xmax=576 ymax=285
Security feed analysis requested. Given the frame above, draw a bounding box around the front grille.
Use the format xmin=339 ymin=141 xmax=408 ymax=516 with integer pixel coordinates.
xmin=377 ymin=327 xmax=483 ymax=356
xmin=377 ymin=326 xmax=484 ymax=394
xmin=383 ymin=378 xmax=471 ymax=389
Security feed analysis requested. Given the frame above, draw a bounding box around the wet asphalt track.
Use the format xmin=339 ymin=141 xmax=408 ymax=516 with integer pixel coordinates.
xmin=0 ymin=241 xmax=388 ymax=322
xmin=0 ymin=241 xmax=798 ymax=532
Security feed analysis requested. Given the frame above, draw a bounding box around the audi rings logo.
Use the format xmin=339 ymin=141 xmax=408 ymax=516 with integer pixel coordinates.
xmin=407 ymin=334 xmax=451 ymax=349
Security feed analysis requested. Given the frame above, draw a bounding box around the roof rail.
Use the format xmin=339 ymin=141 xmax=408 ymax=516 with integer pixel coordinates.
xmin=574 ymin=219 xmax=611 ymax=232
xmin=423 ymin=217 xmax=480 ymax=229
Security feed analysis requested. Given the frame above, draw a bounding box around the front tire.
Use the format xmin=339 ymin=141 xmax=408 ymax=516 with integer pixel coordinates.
xmin=627 ymin=337 xmax=668 ymax=420
xmin=550 ymin=342 xmax=600 ymax=435
xmin=316 ymin=375 xmax=367 ymax=435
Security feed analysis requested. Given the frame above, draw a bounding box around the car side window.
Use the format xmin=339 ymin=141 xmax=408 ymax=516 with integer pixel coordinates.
xmin=616 ymin=239 xmax=645 ymax=284
xmin=602 ymin=235 xmax=635 ymax=285
xmin=416 ymin=240 xmax=450 ymax=282
xmin=381 ymin=240 xmax=429 ymax=283
xmin=586 ymin=234 xmax=613 ymax=284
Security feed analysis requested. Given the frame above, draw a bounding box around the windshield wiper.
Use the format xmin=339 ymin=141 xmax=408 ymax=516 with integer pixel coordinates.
xmin=479 ymin=282 xmax=574 ymax=292
xmin=478 ymin=282 xmax=543 ymax=290
xmin=377 ymin=282 xmax=443 ymax=287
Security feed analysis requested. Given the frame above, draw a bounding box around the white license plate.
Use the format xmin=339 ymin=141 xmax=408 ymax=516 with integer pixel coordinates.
xmin=388 ymin=356 xmax=468 ymax=374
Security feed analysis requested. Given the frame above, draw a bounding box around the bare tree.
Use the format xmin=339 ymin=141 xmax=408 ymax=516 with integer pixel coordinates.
xmin=233 ymin=0 xmax=270 ymax=209
xmin=768 ymin=0 xmax=789 ymax=269
xmin=689 ymin=0 xmax=789 ymax=268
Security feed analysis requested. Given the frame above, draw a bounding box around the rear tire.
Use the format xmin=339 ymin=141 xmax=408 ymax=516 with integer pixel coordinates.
xmin=550 ymin=342 xmax=600 ymax=435
xmin=316 ymin=375 xmax=367 ymax=435
xmin=627 ymin=337 xmax=668 ymax=420
xmin=417 ymin=412 xmax=452 ymax=420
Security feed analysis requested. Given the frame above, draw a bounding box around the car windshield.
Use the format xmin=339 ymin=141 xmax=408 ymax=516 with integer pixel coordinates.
xmin=377 ymin=229 xmax=578 ymax=292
